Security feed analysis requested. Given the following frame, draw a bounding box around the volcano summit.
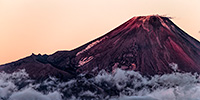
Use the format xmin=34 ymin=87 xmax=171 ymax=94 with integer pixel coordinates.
xmin=1 ymin=15 xmax=200 ymax=80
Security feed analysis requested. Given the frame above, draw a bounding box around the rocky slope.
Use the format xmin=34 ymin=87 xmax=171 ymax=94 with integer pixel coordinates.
xmin=1 ymin=15 xmax=200 ymax=80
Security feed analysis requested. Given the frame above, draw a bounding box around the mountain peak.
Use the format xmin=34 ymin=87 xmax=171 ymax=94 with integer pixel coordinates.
xmin=75 ymin=15 xmax=200 ymax=76
xmin=1 ymin=15 xmax=200 ymax=80
xmin=131 ymin=15 xmax=168 ymax=22
xmin=127 ymin=15 xmax=171 ymax=32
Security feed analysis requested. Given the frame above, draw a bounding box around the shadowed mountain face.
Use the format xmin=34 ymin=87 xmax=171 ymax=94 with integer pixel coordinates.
xmin=1 ymin=15 xmax=200 ymax=80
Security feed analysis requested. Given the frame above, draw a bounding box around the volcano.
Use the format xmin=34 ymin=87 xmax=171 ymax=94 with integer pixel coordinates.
xmin=1 ymin=15 xmax=200 ymax=80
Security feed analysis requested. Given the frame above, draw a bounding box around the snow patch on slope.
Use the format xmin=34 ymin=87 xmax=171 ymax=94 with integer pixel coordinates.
xmin=140 ymin=16 xmax=151 ymax=32
xmin=78 ymin=56 xmax=94 ymax=66
xmin=76 ymin=36 xmax=108 ymax=56
xmin=169 ymin=62 xmax=178 ymax=71
xmin=158 ymin=17 xmax=171 ymax=31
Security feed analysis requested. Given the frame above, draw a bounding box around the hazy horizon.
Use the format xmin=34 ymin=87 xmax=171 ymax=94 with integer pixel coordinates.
xmin=0 ymin=0 xmax=200 ymax=64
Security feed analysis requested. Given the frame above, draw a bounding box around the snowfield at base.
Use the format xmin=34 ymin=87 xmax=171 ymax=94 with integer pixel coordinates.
xmin=1 ymin=68 xmax=200 ymax=100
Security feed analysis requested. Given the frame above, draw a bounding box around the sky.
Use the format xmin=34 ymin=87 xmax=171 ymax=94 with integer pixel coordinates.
xmin=0 ymin=0 xmax=200 ymax=64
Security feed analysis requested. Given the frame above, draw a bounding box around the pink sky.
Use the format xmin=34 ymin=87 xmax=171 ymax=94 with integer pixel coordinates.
xmin=0 ymin=0 xmax=200 ymax=64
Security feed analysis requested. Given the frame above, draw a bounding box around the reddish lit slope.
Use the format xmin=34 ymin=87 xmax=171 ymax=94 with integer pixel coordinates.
xmin=0 ymin=15 xmax=200 ymax=79
xmin=75 ymin=15 xmax=200 ymax=76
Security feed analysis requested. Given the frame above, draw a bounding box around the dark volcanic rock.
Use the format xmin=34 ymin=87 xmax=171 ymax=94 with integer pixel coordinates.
xmin=0 ymin=53 xmax=74 ymax=80
xmin=0 ymin=15 xmax=200 ymax=80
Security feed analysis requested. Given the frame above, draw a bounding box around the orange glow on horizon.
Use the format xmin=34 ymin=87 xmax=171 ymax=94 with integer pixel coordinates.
xmin=0 ymin=0 xmax=200 ymax=64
